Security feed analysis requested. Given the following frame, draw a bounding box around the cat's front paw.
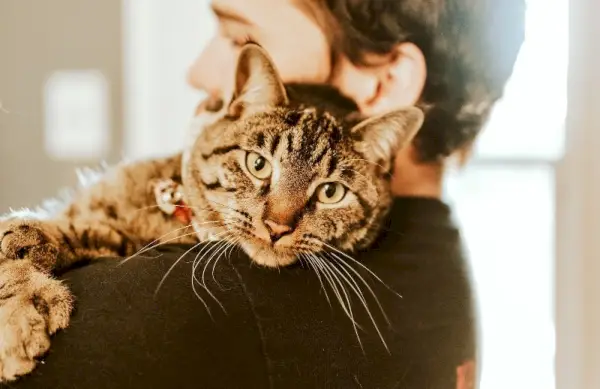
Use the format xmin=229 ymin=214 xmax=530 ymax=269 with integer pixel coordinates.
xmin=0 ymin=220 xmax=61 ymax=271
xmin=0 ymin=260 xmax=73 ymax=382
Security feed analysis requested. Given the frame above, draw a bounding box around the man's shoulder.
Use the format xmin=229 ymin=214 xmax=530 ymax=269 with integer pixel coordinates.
xmin=358 ymin=197 xmax=474 ymax=322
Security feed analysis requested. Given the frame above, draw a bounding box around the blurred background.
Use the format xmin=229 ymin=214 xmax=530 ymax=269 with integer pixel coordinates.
xmin=0 ymin=0 xmax=597 ymax=388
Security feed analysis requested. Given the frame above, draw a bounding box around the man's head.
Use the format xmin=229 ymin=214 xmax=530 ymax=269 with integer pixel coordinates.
xmin=188 ymin=0 xmax=525 ymax=194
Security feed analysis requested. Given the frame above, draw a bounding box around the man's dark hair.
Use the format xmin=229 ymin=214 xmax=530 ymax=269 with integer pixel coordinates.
xmin=320 ymin=0 xmax=526 ymax=161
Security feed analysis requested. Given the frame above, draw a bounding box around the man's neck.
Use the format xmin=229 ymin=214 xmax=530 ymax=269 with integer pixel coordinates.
xmin=391 ymin=146 xmax=444 ymax=199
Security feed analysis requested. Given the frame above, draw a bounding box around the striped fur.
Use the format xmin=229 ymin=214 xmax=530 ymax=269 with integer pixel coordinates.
xmin=0 ymin=43 xmax=423 ymax=381
xmin=185 ymin=106 xmax=400 ymax=267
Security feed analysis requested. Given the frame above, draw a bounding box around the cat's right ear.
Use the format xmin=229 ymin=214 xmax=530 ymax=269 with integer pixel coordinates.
xmin=351 ymin=107 xmax=425 ymax=174
xmin=227 ymin=43 xmax=289 ymax=118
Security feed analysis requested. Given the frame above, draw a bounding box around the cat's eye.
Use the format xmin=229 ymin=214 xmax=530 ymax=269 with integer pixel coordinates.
xmin=316 ymin=183 xmax=347 ymax=204
xmin=245 ymin=152 xmax=272 ymax=180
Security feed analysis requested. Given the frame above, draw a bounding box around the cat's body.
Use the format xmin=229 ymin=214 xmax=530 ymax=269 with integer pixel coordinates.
xmin=0 ymin=83 xmax=370 ymax=271
xmin=0 ymin=44 xmax=424 ymax=381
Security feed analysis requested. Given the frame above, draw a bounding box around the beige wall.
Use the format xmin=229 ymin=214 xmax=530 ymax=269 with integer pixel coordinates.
xmin=0 ymin=0 xmax=122 ymax=211
xmin=556 ymin=0 xmax=600 ymax=388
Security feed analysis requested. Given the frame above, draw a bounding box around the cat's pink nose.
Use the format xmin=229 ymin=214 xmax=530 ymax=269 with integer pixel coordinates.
xmin=264 ymin=220 xmax=293 ymax=242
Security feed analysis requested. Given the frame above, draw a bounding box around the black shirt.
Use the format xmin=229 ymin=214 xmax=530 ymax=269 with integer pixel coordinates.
xmin=13 ymin=198 xmax=478 ymax=389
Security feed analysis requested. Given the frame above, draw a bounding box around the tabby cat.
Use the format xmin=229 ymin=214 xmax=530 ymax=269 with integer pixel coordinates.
xmin=0 ymin=43 xmax=424 ymax=381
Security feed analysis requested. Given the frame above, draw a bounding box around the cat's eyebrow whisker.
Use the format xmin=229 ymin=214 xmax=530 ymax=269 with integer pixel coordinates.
xmin=340 ymin=167 xmax=370 ymax=182
xmin=343 ymin=158 xmax=390 ymax=176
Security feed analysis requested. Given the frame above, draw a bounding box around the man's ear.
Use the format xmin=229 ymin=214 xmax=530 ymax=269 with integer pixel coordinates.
xmin=228 ymin=43 xmax=289 ymax=118
xmin=351 ymin=106 xmax=425 ymax=173
xmin=331 ymin=42 xmax=426 ymax=116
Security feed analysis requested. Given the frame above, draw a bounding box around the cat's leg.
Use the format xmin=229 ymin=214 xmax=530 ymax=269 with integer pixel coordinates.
xmin=0 ymin=217 xmax=139 ymax=272
xmin=0 ymin=215 xmax=197 ymax=272
xmin=0 ymin=259 xmax=73 ymax=382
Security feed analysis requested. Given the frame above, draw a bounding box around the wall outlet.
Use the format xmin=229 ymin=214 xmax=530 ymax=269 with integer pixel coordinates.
xmin=44 ymin=70 xmax=110 ymax=160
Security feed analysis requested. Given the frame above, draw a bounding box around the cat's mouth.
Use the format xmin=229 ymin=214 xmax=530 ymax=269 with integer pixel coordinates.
xmin=239 ymin=239 xmax=298 ymax=267
xmin=225 ymin=221 xmax=297 ymax=267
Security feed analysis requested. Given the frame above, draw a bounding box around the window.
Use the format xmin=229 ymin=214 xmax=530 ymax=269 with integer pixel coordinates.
xmin=444 ymin=1 xmax=567 ymax=387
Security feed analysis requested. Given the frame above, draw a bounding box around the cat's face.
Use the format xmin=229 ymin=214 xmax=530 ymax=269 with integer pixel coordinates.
xmin=183 ymin=44 xmax=423 ymax=267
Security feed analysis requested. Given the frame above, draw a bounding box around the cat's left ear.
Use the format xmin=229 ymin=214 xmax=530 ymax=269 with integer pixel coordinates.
xmin=228 ymin=43 xmax=289 ymax=118
xmin=351 ymin=107 xmax=424 ymax=173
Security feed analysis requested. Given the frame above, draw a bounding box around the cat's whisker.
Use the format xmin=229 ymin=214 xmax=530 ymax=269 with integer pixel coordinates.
xmin=118 ymin=228 xmax=203 ymax=267
xmin=326 ymin=251 xmax=393 ymax=326
xmin=189 ymin=231 xmax=233 ymax=314
xmin=318 ymin=255 xmax=367 ymax=353
xmin=306 ymin=253 xmax=344 ymax=313
xmin=190 ymin=230 xmax=231 ymax=276
xmin=325 ymin=252 xmax=390 ymax=353
xmin=200 ymin=238 xmax=232 ymax=289
xmin=224 ymin=235 xmax=240 ymax=259
xmin=309 ymin=252 xmax=364 ymax=352
xmin=189 ymin=204 xmax=240 ymax=219
xmin=118 ymin=217 xmax=223 ymax=266
xmin=190 ymin=228 xmax=234 ymax=278
xmin=154 ymin=228 xmax=232 ymax=317
xmin=319 ymin=241 xmax=401 ymax=298
xmin=210 ymin=235 xmax=240 ymax=286
xmin=307 ymin=252 xmax=359 ymax=328
xmin=191 ymin=282 xmax=215 ymax=320
xmin=299 ymin=253 xmax=331 ymax=307
xmin=325 ymin=255 xmax=369 ymax=311
xmin=153 ymin=240 xmax=205 ymax=298
xmin=203 ymin=199 xmax=251 ymax=222
xmin=212 ymin=236 xmax=241 ymax=288
xmin=299 ymin=237 xmax=396 ymax=350
xmin=194 ymin=224 xmax=238 ymax=274
xmin=120 ymin=220 xmax=217 ymax=263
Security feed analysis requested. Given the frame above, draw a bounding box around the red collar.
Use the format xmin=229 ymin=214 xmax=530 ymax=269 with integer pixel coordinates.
xmin=153 ymin=179 xmax=194 ymax=225
xmin=173 ymin=200 xmax=193 ymax=225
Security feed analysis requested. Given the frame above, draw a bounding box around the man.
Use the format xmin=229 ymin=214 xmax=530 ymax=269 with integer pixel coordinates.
xmin=13 ymin=0 xmax=524 ymax=388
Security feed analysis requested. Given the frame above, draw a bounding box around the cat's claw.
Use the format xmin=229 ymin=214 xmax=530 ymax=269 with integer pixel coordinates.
xmin=0 ymin=220 xmax=60 ymax=271
xmin=0 ymin=260 xmax=73 ymax=382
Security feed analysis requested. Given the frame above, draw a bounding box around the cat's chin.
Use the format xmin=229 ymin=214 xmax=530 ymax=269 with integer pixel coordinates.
xmin=239 ymin=241 xmax=297 ymax=268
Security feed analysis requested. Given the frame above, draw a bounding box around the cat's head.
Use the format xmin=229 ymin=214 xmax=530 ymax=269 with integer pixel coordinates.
xmin=184 ymin=43 xmax=424 ymax=267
